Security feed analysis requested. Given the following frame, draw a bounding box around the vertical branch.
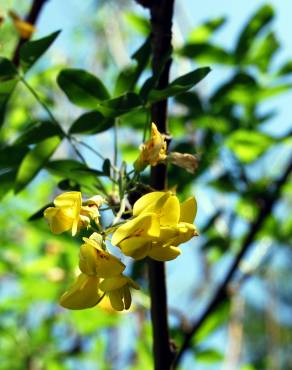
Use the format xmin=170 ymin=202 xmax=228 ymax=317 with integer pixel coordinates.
xmin=13 ymin=0 xmax=49 ymax=66
xmin=136 ymin=0 xmax=176 ymax=369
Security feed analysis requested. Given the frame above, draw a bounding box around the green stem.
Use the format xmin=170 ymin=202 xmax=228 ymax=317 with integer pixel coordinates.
xmin=20 ymin=76 xmax=87 ymax=164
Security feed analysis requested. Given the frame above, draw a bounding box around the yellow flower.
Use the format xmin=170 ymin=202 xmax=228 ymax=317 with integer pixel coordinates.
xmin=134 ymin=123 xmax=167 ymax=171
xmin=112 ymin=191 xmax=198 ymax=261
xmin=44 ymin=191 xmax=82 ymax=236
xmin=81 ymin=195 xmax=105 ymax=225
xmin=79 ymin=233 xmax=125 ymax=278
xmin=99 ymin=274 xmax=139 ymax=311
xmin=59 ymin=273 xmax=102 ymax=310
xmin=111 ymin=213 xmax=160 ymax=259
xmin=148 ymin=196 xmax=198 ymax=260
xmin=9 ymin=10 xmax=36 ymax=39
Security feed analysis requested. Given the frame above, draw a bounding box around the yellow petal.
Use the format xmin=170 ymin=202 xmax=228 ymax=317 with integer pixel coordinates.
xmin=54 ymin=191 xmax=82 ymax=209
xmin=159 ymin=195 xmax=180 ymax=225
xmin=123 ymin=285 xmax=132 ymax=310
xmin=119 ymin=237 xmax=151 ymax=260
xmin=160 ymin=222 xmax=198 ymax=247
xmin=100 ymin=276 xmax=139 ymax=311
xmin=180 ymin=197 xmax=197 ymax=223
xmin=99 ymin=276 xmax=128 ymax=292
xmin=148 ymin=244 xmax=181 ymax=261
xmin=54 ymin=192 xmax=81 ymax=236
xmin=111 ymin=213 xmax=160 ymax=246
xmin=133 ymin=191 xmax=180 ymax=225
xmin=44 ymin=207 xmax=73 ymax=234
xmin=59 ymin=274 xmax=101 ymax=310
xmin=79 ymin=236 xmax=125 ymax=278
xmin=100 ymin=275 xmax=139 ymax=292
xmin=133 ymin=191 xmax=167 ymax=216
xmin=108 ymin=290 xmax=124 ymax=311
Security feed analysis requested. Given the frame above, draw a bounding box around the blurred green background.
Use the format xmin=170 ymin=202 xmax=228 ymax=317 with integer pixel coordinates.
xmin=0 ymin=1 xmax=292 ymax=369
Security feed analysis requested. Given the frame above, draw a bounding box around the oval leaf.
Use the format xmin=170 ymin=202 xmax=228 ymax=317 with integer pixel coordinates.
xmin=15 ymin=136 xmax=61 ymax=193
xmin=225 ymin=130 xmax=275 ymax=163
xmin=235 ymin=4 xmax=274 ymax=61
xmin=20 ymin=30 xmax=61 ymax=72
xmin=57 ymin=69 xmax=110 ymax=108
xmin=147 ymin=67 xmax=211 ymax=103
xmin=97 ymin=92 xmax=142 ymax=118
xmin=69 ymin=111 xmax=114 ymax=134
xmin=14 ymin=120 xmax=63 ymax=146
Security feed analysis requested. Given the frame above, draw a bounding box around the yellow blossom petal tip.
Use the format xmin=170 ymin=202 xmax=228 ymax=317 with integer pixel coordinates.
xmin=180 ymin=196 xmax=197 ymax=224
xmin=59 ymin=273 xmax=102 ymax=310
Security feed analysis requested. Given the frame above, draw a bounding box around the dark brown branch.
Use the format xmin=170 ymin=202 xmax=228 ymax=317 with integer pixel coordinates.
xmin=173 ymin=156 xmax=292 ymax=368
xmin=12 ymin=0 xmax=49 ymax=66
xmin=136 ymin=0 xmax=175 ymax=369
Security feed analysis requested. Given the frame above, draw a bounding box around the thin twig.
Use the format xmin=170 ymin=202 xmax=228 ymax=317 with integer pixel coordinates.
xmin=173 ymin=156 xmax=292 ymax=368
xmin=20 ymin=76 xmax=87 ymax=164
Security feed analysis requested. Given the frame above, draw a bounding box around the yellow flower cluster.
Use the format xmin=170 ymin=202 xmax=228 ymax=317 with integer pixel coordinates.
xmin=112 ymin=191 xmax=198 ymax=261
xmin=44 ymin=190 xmax=198 ymax=311
xmin=60 ymin=233 xmax=138 ymax=311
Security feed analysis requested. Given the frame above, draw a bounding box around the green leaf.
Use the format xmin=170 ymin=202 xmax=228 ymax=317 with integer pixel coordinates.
xmin=277 ymin=60 xmax=292 ymax=76
xmin=246 ymin=32 xmax=279 ymax=72
xmin=102 ymin=158 xmax=111 ymax=177
xmin=0 ymin=58 xmax=19 ymax=128
xmin=235 ymin=4 xmax=274 ymax=61
xmin=188 ymin=17 xmax=226 ymax=42
xmin=175 ymin=91 xmax=204 ymax=116
xmin=226 ymin=130 xmax=275 ymax=163
xmin=0 ymin=170 xmax=16 ymax=200
xmin=179 ymin=43 xmax=234 ymax=65
xmin=124 ymin=12 xmax=150 ymax=35
xmin=195 ymin=302 xmax=230 ymax=342
xmin=69 ymin=111 xmax=114 ymax=134
xmin=45 ymin=159 xmax=104 ymax=178
xmin=0 ymin=145 xmax=29 ymax=169
xmin=97 ymin=92 xmax=143 ymax=117
xmin=114 ymin=37 xmax=151 ymax=96
xmin=28 ymin=203 xmax=53 ymax=221
xmin=15 ymin=136 xmax=61 ymax=193
xmin=196 ymin=349 xmax=223 ymax=363
xmin=14 ymin=120 xmax=63 ymax=145
xmin=19 ymin=30 xmax=61 ymax=72
xmin=57 ymin=69 xmax=110 ymax=108
xmin=46 ymin=159 xmax=105 ymax=193
xmin=147 ymin=67 xmax=211 ymax=103
xmin=0 ymin=58 xmax=18 ymax=80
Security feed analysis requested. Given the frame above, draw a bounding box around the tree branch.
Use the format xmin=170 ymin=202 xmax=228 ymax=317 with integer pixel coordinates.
xmin=12 ymin=0 xmax=49 ymax=66
xmin=136 ymin=0 xmax=175 ymax=369
xmin=174 ymin=156 xmax=292 ymax=368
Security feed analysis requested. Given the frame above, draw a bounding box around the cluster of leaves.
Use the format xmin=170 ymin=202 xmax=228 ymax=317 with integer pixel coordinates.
xmin=0 ymin=29 xmax=210 ymax=201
